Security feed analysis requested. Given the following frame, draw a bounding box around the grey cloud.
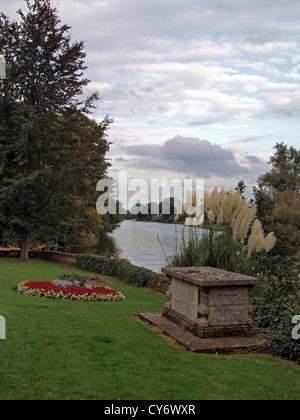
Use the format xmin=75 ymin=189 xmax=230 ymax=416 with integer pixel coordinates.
xmin=120 ymin=136 xmax=251 ymax=179
xmin=122 ymin=144 xmax=162 ymax=157
xmin=160 ymin=137 xmax=235 ymax=164
xmin=244 ymin=155 xmax=263 ymax=164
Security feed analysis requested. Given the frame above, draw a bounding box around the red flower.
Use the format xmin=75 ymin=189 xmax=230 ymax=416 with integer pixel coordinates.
xmin=23 ymin=281 xmax=120 ymax=297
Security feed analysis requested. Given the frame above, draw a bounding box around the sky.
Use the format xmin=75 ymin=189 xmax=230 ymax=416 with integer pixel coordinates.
xmin=1 ymin=0 xmax=300 ymax=202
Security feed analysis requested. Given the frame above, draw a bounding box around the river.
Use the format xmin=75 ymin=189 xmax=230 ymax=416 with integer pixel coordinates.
xmin=109 ymin=220 xmax=183 ymax=273
xmin=75 ymin=220 xmax=201 ymax=273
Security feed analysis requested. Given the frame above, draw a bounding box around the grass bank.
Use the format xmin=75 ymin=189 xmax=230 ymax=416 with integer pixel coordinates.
xmin=0 ymin=258 xmax=299 ymax=400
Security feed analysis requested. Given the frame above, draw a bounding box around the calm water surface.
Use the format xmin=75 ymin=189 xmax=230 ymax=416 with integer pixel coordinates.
xmin=76 ymin=220 xmax=206 ymax=273
xmin=109 ymin=220 xmax=181 ymax=273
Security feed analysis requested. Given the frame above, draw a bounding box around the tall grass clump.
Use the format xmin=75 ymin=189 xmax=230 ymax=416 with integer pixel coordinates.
xmin=171 ymin=188 xmax=277 ymax=276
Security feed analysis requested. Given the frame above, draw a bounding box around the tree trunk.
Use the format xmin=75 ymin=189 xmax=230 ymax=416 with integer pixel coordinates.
xmin=19 ymin=231 xmax=29 ymax=262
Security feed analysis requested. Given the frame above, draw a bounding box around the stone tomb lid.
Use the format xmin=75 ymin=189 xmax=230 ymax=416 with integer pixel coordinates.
xmin=161 ymin=267 xmax=259 ymax=287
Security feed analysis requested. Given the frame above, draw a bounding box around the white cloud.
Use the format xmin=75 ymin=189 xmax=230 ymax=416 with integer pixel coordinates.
xmin=2 ymin=0 xmax=300 ymax=192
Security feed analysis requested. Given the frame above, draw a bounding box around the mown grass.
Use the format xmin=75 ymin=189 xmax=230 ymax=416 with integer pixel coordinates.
xmin=0 ymin=258 xmax=299 ymax=400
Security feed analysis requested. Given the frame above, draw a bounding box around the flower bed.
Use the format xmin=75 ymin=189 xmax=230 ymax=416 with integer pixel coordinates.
xmin=17 ymin=281 xmax=126 ymax=302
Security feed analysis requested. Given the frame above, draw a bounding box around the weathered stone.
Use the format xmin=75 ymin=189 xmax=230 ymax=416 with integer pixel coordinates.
xmin=161 ymin=267 xmax=260 ymax=339
xmin=139 ymin=313 xmax=266 ymax=353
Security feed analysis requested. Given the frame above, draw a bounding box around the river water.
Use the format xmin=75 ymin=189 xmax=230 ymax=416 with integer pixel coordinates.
xmin=75 ymin=220 xmax=206 ymax=273
xmin=109 ymin=220 xmax=182 ymax=273
xmin=74 ymin=221 xmax=184 ymax=273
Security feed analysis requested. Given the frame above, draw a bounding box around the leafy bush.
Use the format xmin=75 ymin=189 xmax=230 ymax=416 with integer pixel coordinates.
xmin=74 ymin=254 xmax=169 ymax=291
xmin=252 ymin=276 xmax=300 ymax=363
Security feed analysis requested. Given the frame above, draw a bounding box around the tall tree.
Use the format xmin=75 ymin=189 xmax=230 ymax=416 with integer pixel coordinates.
xmin=0 ymin=0 xmax=111 ymax=260
xmin=253 ymin=143 xmax=300 ymax=274
xmin=256 ymin=143 xmax=300 ymax=195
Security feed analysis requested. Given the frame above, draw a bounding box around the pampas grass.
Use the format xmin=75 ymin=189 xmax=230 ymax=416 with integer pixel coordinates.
xmin=205 ymin=188 xmax=276 ymax=256
xmin=171 ymin=188 xmax=277 ymax=276
xmin=263 ymin=232 xmax=277 ymax=253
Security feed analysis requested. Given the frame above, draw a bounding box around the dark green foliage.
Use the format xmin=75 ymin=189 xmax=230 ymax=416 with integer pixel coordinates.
xmin=256 ymin=142 xmax=300 ymax=194
xmin=0 ymin=0 xmax=113 ymax=259
xmin=253 ymin=142 xmax=300 ymax=261
xmin=252 ymin=276 xmax=300 ymax=363
xmin=75 ymin=254 xmax=169 ymax=291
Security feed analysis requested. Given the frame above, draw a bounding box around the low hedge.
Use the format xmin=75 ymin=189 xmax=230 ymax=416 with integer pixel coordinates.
xmin=74 ymin=254 xmax=169 ymax=291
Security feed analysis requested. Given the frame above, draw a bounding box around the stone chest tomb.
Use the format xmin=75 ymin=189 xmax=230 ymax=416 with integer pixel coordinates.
xmin=162 ymin=267 xmax=260 ymax=339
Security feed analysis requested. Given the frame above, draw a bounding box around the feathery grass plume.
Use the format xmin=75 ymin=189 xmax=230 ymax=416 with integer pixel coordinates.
xmin=247 ymin=220 xmax=266 ymax=257
xmin=232 ymin=199 xmax=257 ymax=243
xmin=217 ymin=208 xmax=224 ymax=225
xmin=172 ymin=185 xmax=278 ymax=275
xmin=240 ymin=205 xmax=257 ymax=243
xmin=205 ymin=188 xmax=219 ymax=222
xmin=263 ymin=232 xmax=277 ymax=253
xmin=205 ymin=188 xmax=256 ymax=242
xmin=208 ymin=210 xmax=215 ymax=223
xmin=231 ymin=198 xmax=247 ymax=240
xmin=229 ymin=190 xmax=243 ymax=217
xmin=221 ymin=190 xmax=233 ymax=221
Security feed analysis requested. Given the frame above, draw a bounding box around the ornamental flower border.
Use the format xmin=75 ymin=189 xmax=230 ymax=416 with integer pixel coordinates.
xmin=17 ymin=281 xmax=126 ymax=302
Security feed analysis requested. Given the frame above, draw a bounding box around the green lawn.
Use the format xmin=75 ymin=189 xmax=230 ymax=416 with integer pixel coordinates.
xmin=0 ymin=258 xmax=299 ymax=400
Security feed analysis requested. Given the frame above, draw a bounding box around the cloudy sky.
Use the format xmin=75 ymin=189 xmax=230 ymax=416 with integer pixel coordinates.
xmin=2 ymin=0 xmax=300 ymax=200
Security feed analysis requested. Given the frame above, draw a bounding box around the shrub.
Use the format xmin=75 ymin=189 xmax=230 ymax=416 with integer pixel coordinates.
xmin=252 ymin=276 xmax=300 ymax=363
xmin=74 ymin=254 xmax=169 ymax=291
